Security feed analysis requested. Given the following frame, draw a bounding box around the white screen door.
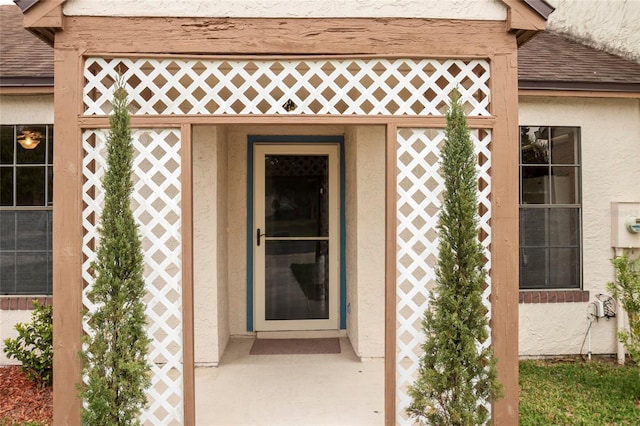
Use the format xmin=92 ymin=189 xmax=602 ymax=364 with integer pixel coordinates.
xmin=254 ymin=144 xmax=339 ymax=331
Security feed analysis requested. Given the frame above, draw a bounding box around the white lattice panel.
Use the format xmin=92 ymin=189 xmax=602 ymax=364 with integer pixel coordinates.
xmin=82 ymin=129 xmax=184 ymax=425
xmin=83 ymin=57 xmax=490 ymax=117
xmin=396 ymin=128 xmax=492 ymax=425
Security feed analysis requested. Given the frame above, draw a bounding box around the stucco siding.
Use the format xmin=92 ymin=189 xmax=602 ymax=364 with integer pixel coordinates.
xmin=193 ymin=125 xmax=221 ymax=364
xmin=62 ymin=0 xmax=507 ymax=20
xmin=345 ymin=129 xmax=359 ymax=351
xmin=548 ymin=0 xmax=640 ymax=62
xmin=226 ymin=127 xmax=249 ymax=337
xmin=352 ymin=126 xmax=386 ymax=358
xmin=0 ymin=309 xmax=32 ymax=365
xmin=519 ymin=96 xmax=640 ymax=356
xmin=0 ymin=95 xmax=53 ymax=124
xmin=216 ymin=126 xmax=230 ymax=360
xmin=344 ymin=126 xmax=386 ymax=359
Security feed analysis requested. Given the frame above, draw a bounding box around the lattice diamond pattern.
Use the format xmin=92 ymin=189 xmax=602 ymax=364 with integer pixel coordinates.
xmin=82 ymin=129 xmax=184 ymax=425
xmin=83 ymin=57 xmax=490 ymax=117
xmin=396 ymin=128 xmax=492 ymax=425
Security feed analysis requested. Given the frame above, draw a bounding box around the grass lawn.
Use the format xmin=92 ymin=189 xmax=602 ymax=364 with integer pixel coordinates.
xmin=520 ymin=359 xmax=640 ymax=425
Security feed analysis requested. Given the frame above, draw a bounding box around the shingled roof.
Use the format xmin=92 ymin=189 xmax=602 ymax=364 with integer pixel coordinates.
xmin=518 ymin=31 xmax=640 ymax=93
xmin=0 ymin=4 xmax=53 ymax=87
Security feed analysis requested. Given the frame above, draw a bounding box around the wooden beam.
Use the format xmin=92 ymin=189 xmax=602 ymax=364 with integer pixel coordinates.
xmin=52 ymin=46 xmax=83 ymax=426
xmin=488 ymin=50 xmax=520 ymax=425
xmin=384 ymin=123 xmax=398 ymax=426
xmin=180 ymin=123 xmax=195 ymax=425
xmin=22 ymin=0 xmax=64 ymax=30
xmin=77 ymin=115 xmax=496 ymax=129
xmin=56 ymin=17 xmax=514 ymax=57
xmin=503 ymin=0 xmax=547 ymax=32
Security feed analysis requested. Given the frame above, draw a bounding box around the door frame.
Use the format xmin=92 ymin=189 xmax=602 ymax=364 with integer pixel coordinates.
xmin=246 ymin=135 xmax=346 ymax=332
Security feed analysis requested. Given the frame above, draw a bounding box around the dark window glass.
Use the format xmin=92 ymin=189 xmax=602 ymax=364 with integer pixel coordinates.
xmin=0 ymin=211 xmax=16 ymax=250
xmin=550 ymin=127 xmax=578 ymax=164
xmin=520 ymin=126 xmax=549 ymax=164
xmin=549 ymin=247 xmax=580 ymax=288
xmin=0 ymin=254 xmax=17 ymax=294
xmin=520 ymin=209 xmax=547 ymax=247
xmin=551 ymin=166 xmax=578 ymax=204
xmin=519 ymin=247 xmax=547 ymax=289
xmin=47 ymin=129 xmax=53 ymax=162
xmin=549 ymin=208 xmax=579 ymax=246
xmin=47 ymin=166 xmax=53 ymax=206
xmin=16 ymin=167 xmax=46 ymax=206
xmin=521 ymin=166 xmax=550 ymax=204
xmin=0 ymin=126 xmax=14 ymax=165
xmin=15 ymin=252 xmax=49 ymax=294
xmin=16 ymin=211 xmax=49 ymax=250
xmin=0 ymin=167 xmax=13 ymax=206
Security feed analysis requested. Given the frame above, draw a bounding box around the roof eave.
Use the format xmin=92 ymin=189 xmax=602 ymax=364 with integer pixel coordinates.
xmin=519 ymin=79 xmax=640 ymax=93
xmin=502 ymin=0 xmax=554 ymax=46
xmin=0 ymin=76 xmax=54 ymax=87
xmin=14 ymin=0 xmax=40 ymax=13
xmin=521 ymin=0 xmax=554 ymax=20
xmin=15 ymin=0 xmax=65 ymax=46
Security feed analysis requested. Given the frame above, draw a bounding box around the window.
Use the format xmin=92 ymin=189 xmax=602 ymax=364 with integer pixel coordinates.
xmin=0 ymin=125 xmax=53 ymax=295
xmin=519 ymin=126 xmax=581 ymax=289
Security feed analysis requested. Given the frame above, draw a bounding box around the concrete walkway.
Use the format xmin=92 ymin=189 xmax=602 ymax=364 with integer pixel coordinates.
xmin=195 ymin=337 xmax=384 ymax=425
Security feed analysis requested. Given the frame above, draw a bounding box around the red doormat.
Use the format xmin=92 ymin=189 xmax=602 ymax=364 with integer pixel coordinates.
xmin=249 ymin=338 xmax=341 ymax=355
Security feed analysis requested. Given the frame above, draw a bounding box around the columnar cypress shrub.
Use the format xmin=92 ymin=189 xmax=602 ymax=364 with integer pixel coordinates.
xmin=79 ymin=83 xmax=151 ymax=425
xmin=407 ymin=90 xmax=502 ymax=425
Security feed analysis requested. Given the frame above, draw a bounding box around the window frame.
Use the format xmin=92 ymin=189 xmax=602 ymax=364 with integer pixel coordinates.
xmin=518 ymin=125 xmax=583 ymax=291
xmin=0 ymin=124 xmax=54 ymax=296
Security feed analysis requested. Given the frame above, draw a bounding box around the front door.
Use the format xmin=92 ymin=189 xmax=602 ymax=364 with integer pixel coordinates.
xmin=253 ymin=143 xmax=339 ymax=331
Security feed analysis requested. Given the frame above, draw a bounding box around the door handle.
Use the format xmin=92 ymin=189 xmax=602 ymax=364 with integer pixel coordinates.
xmin=257 ymin=228 xmax=266 ymax=246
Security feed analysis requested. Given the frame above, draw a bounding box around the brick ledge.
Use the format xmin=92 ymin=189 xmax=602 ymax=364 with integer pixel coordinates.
xmin=0 ymin=296 xmax=53 ymax=310
xmin=519 ymin=290 xmax=589 ymax=304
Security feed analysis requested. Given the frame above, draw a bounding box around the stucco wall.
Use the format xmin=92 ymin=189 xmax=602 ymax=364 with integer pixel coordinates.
xmin=518 ymin=96 xmax=640 ymax=356
xmin=0 ymin=95 xmax=53 ymax=124
xmin=345 ymin=130 xmax=359 ymax=349
xmin=344 ymin=126 xmax=386 ymax=359
xmin=62 ymin=0 xmax=506 ymax=19
xmin=225 ymin=126 xmax=248 ymax=337
xmin=547 ymin=0 xmax=640 ymax=62
xmin=0 ymin=310 xmax=32 ymax=365
xmin=193 ymin=125 xmax=221 ymax=364
xmin=216 ymin=126 xmax=230 ymax=360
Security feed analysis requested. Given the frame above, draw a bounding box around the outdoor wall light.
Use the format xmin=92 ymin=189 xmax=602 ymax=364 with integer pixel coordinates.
xmin=17 ymin=130 xmax=43 ymax=150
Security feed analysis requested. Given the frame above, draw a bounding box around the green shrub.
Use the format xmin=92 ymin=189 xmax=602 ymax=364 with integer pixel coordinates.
xmin=407 ymin=90 xmax=501 ymax=425
xmin=608 ymin=252 xmax=640 ymax=365
xmin=3 ymin=300 xmax=53 ymax=387
xmin=79 ymin=83 xmax=151 ymax=425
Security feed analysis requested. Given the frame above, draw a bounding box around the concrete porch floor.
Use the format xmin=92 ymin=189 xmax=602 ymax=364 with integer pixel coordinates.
xmin=195 ymin=337 xmax=384 ymax=425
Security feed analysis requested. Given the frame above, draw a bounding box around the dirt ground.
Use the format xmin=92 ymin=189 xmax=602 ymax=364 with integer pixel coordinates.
xmin=0 ymin=366 xmax=52 ymax=426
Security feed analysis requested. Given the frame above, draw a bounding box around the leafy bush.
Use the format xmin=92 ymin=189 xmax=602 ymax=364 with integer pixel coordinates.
xmin=608 ymin=252 xmax=640 ymax=364
xmin=3 ymin=301 xmax=53 ymax=387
